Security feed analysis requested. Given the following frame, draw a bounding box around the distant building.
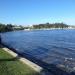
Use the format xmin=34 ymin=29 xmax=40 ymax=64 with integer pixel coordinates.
xmin=68 ymin=26 xmax=75 ymax=29
xmin=13 ymin=26 xmax=21 ymax=29
xmin=12 ymin=26 xmax=24 ymax=30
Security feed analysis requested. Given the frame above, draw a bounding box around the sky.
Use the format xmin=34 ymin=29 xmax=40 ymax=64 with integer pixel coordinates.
xmin=0 ymin=0 xmax=75 ymax=26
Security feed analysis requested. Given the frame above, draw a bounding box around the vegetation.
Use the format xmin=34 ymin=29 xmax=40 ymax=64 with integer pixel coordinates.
xmin=32 ymin=23 xmax=68 ymax=29
xmin=0 ymin=23 xmax=24 ymax=32
xmin=0 ymin=23 xmax=13 ymax=32
xmin=0 ymin=22 xmax=74 ymax=32
xmin=0 ymin=48 xmax=40 ymax=75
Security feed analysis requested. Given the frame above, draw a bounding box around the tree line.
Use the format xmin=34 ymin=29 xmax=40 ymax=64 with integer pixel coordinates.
xmin=0 ymin=22 xmax=69 ymax=32
xmin=0 ymin=23 xmax=24 ymax=32
xmin=32 ymin=23 xmax=68 ymax=29
xmin=0 ymin=23 xmax=13 ymax=32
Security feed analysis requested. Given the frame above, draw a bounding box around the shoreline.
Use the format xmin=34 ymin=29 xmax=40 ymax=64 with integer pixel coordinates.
xmin=24 ymin=28 xmax=75 ymax=31
xmin=2 ymin=47 xmax=43 ymax=73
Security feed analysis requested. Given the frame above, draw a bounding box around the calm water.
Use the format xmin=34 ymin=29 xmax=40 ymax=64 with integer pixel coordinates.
xmin=1 ymin=29 xmax=75 ymax=73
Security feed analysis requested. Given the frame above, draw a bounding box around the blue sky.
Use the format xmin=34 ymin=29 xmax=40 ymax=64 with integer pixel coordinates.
xmin=0 ymin=0 xmax=75 ymax=25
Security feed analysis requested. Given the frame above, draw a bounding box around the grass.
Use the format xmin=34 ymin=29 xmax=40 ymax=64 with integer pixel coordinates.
xmin=0 ymin=48 xmax=40 ymax=75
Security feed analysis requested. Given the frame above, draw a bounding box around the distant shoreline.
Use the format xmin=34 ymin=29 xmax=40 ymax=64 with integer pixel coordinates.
xmin=24 ymin=28 xmax=75 ymax=31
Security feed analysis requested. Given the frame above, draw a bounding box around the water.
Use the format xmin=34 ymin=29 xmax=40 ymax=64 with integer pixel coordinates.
xmin=1 ymin=29 xmax=75 ymax=74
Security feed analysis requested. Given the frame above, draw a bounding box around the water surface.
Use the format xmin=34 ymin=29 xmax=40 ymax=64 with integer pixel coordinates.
xmin=1 ymin=30 xmax=75 ymax=74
